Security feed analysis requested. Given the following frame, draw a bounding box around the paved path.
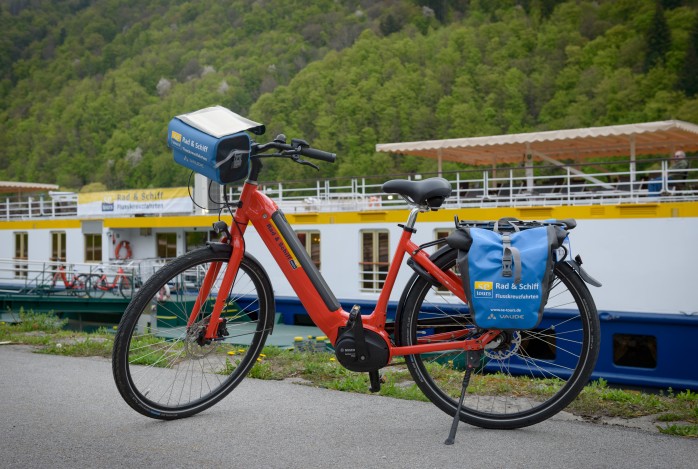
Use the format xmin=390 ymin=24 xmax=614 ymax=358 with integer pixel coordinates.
xmin=0 ymin=345 xmax=695 ymax=468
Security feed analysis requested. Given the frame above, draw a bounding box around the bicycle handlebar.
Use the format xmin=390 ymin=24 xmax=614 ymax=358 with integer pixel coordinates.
xmin=298 ymin=146 xmax=336 ymax=163
xmin=253 ymin=138 xmax=337 ymax=164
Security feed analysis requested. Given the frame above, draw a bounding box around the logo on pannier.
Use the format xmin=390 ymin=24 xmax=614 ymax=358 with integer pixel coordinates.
xmin=474 ymin=281 xmax=493 ymax=298
xmin=171 ymin=131 xmax=182 ymax=143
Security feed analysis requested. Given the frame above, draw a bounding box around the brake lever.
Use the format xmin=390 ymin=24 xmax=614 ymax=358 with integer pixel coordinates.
xmin=294 ymin=156 xmax=319 ymax=171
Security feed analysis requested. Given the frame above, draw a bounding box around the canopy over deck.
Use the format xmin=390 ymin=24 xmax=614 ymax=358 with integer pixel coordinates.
xmin=0 ymin=181 xmax=59 ymax=194
xmin=375 ymin=120 xmax=698 ymax=166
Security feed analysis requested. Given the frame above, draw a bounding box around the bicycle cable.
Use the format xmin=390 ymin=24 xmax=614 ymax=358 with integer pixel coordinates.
xmin=186 ymin=170 xmax=229 ymax=211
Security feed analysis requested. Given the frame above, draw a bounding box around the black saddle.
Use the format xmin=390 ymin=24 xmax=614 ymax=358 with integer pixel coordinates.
xmin=382 ymin=177 xmax=452 ymax=208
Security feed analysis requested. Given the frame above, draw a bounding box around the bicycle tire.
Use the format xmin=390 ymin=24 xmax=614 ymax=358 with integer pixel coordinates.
xmin=88 ymin=274 xmax=107 ymax=298
xmin=70 ymin=274 xmax=90 ymax=297
xmin=112 ymin=245 xmax=274 ymax=420
xmin=119 ymin=276 xmax=133 ymax=299
xmin=397 ymin=247 xmax=600 ymax=430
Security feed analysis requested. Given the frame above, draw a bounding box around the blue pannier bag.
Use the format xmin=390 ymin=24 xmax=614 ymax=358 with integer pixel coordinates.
xmin=446 ymin=220 xmax=566 ymax=330
xmin=167 ymin=106 xmax=265 ymax=185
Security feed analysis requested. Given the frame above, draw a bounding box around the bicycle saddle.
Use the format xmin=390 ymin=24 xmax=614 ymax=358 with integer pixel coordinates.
xmin=382 ymin=177 xmax=452 ymax=208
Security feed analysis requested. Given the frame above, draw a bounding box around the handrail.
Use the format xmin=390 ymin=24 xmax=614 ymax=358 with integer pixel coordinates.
xmin=2 ymin=159 xmax=697 ymax=220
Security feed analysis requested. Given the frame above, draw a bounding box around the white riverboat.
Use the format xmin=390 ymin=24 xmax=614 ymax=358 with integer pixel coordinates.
xmin=1 ymin=121 xmax=697 ymax=390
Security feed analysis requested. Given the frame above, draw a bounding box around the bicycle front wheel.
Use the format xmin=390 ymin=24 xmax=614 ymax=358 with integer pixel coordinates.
xmin=87 ymin=275 xmax=107 ymax=298
xmin=398 ymin=247 xmax=600 ymax=430
xmin=112 ymin=246 xmax=274 ymax=419
xmin=119 ymin=276 xmax=133 ymax=299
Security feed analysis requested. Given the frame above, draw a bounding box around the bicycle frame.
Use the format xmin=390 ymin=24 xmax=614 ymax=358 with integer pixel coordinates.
xmin=95 ymin=267 xmax=127 ymax=290
xmin=52 ymin=266 xmax=71 ymax=287
xmin=192 ymin=179 xmax=500 ymax=360
xmin=52 ymin=265 xmax=83 ymax=288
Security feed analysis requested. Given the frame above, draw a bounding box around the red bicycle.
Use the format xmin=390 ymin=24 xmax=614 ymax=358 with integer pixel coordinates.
xmin=88 ymin=265 xmax=139 ymax=299
xmin=49 ymin=265 xmax=90 ymax=297
xmin=112 ymin=137 xmax=600 ymax=437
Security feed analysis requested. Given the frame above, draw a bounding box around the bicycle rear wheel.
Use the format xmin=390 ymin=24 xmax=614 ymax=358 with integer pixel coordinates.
xmin=70 ymin=274 xmax=90 ymax=297
xmin=398 ymin=247 xmax=599 ymax=430
xmin=112 ymin=245 xmax=274 ymax=419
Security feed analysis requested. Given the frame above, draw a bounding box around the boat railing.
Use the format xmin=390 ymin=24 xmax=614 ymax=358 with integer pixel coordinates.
xmin=0 ymin=258 xmax=167 ymax=296
xmin=2 ymin=158 xmax=697 ymax=219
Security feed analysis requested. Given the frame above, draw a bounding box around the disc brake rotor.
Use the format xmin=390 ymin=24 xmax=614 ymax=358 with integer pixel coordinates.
xmin=484 ymin=331 xmax=522 ymax=360
xmin=185 ymin=320 xmax=219 ymax=359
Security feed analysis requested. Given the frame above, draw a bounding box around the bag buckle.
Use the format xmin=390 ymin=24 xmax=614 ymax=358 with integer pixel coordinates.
xmin=502 ymin=247 xmax=513 ymax=277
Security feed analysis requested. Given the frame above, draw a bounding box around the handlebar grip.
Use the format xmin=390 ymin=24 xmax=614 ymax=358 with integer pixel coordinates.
xmin=300 ymin=147 xmax=336 ymax=163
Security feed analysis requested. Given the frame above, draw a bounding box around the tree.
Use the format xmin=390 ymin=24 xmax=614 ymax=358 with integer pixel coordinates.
xmin=644 ymin=2 xmax=672 ymax=72
xmin=677 ymin=18 xmax=698 ymax=97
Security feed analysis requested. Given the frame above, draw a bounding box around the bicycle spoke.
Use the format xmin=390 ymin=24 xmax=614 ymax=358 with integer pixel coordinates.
xmin=113 ymin=248 xmax=273 ymax=418
xmin=400 ymin=251 xmax=599 ymax=429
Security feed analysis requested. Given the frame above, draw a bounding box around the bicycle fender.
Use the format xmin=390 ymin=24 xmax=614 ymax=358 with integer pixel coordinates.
xmin=207 ymin=242 xmax=232 ymax=254
xmin=565 ymin=256 xmax=602 ymax=288
xmin=205 ymin=242 xmax=277 ymax=335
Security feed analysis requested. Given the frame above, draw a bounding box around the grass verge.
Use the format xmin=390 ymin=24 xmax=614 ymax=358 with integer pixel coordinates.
xmin=1 ymin=311 xmax=696 ymax=437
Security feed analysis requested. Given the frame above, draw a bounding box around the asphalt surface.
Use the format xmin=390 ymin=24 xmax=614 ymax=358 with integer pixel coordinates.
xmin=1 ymin=345 xmax=696 ymax=469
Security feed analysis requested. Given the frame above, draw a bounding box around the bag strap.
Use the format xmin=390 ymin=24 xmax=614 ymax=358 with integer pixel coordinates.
xmin=501 ymin=233 xmax=522 ymax=283
xmin=493 ymin=218 xmax=520 ymax=233
xmin=215 ymin=149 xmax=249 ymax=169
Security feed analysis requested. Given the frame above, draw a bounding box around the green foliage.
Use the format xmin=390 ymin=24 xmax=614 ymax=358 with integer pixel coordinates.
xmin=1 ymin=0 xmax=697 ymax=188
xmin=657 ymin=423 xmax=698 ymax=436
xmin=644 ymin=2 xmax=672 ymax=71
xmin=0 ymin=309 xmax=67 ymax=334
xmin=677 ymin=16 xmax=698 ymax=96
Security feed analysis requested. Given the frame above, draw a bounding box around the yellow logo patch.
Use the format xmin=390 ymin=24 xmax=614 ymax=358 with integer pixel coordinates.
xmin=171 ymin=131 xmax=182 ymax=142
xmin=474 ymin=281 xmax=493 ymax=291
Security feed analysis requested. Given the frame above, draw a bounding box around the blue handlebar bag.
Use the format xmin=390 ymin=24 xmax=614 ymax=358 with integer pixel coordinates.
xmin=167 ymin=106 xmax=265 ymax=185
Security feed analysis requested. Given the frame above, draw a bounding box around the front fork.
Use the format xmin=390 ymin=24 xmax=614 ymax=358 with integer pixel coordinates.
xmin=186 ymin=229 xmax=246 ymax=342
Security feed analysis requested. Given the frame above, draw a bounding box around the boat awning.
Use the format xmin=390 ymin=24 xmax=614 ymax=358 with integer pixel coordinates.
xmin=0 ymin=181 xmax=60 ymax=194
xmin=375 ymin=120 xmax=698 ymax=165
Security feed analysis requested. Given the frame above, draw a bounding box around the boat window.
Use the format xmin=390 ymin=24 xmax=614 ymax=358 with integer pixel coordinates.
xmin=185 ymin=231 xmax=216 ymax=252
xmin=156 ymin=233 xmax=177 ymax=259
xmin=434 ymin=229 xmax=455 ymax=293
xmin=521 ymin=328 xmax=556 ymax=360
xmin=14 ymin=232 xmax=28 ymax=278
xmin=84 ymin=234 xmax=102 ymax=262
xmin=434 ymin=229 xmax=453 ymax=243
xmin=296 ymin=230 xmax=321 ymax=270
xmin=360 ymin=230 xmax=389 ymax=292
xmin=51 ymin=231 xmax=66 ymax=263
xmin=613 ymin=334 xmax=657 ymax=368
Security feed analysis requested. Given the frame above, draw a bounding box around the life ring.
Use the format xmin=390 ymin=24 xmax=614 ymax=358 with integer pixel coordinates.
xmin=156 ymin=284 xmax=171 ymax=302
xmin=115 ymin=240 xmax=132 ymax=260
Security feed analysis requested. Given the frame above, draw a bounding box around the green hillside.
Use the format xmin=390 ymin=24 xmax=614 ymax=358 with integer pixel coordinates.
xmin=1 ymin=0 xmax=697 ymax=189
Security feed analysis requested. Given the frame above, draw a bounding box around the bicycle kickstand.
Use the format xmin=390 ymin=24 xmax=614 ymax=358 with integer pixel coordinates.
xmin=444 ymin=349 xmax=482 ymax=445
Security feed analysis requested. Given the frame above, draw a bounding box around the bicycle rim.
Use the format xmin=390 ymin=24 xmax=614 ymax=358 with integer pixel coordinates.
xmin=119 ymin=277 xmax=133 ymax=299
xmin=88 ymin=275 xmax=107 ymax=298
xmin=112 ymin=247 xmax=273 ymax=419
xmin=400 ymin=249 xmax=599 ymax=429
xmin=71 ymin=274 xmax=89 ymax=297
